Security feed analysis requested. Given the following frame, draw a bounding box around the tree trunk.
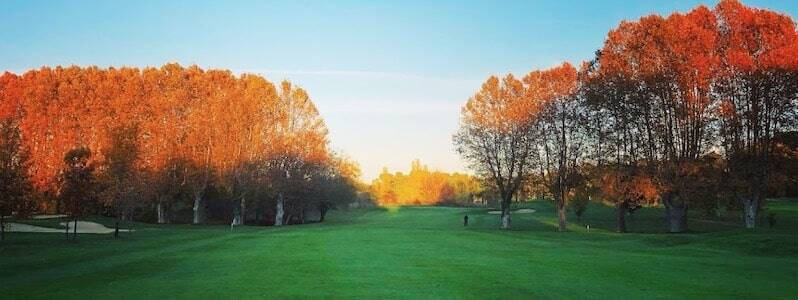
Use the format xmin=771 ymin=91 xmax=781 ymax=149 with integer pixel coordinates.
xmin=73 ymin=217 xmax=78 ymax=239
xmin=232 ymin=200 xmax=242 ymax=226
xmin=240 ymin=197 xmax=246 ymax=226
xmin=667 ymin=207 xmax=688 ymax=233
xmin=557 ymin=194 xmax=567 ymax=232
xmin=274 ymin=193 xmax=284 ymax=226
xmin=232 ymin=210 xmax=241 ymax=226
xmin=156 ymin=200 xmax=167 ymax=224
xmin=743 ymin=197 xmax=758 ymax=229
xmin=663 ymin=193 xmax=688 ymax=233
xmin=500 ymin=196 xmax=511 ymax=229
xmin=665 ymin=204 xmax=688 ymax=233
xmin=1 ymin=214 xmax=5 ymax=241
xmin=616 ymin=201 xmax=627 ymax=233
xmin=501 ymin=208 xmax=511 ymax=229
xmin=192 ymin=195 xmax=202 ymax=225
xmin=319 ymin=204 xmax=328 ymax=223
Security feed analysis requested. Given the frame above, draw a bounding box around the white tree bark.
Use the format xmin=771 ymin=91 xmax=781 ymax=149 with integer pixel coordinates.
xmin=501 ymin=207 xmax=511 ymax=229
xmin=156 ymin=201 xmax=167 ymax=224
xmin=240 ymin=197 xmax=246 ymax=226
xmin=744 ymin=198 xmax=757 ymax=229
xmin=274 ymin=193 xmax=284 ymax=226
xmin=192 ymin=196 xmax=202 ymax=224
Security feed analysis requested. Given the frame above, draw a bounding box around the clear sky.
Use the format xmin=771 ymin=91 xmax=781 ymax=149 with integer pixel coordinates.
xmin=2 ymin=0 xmax=797 ymax=180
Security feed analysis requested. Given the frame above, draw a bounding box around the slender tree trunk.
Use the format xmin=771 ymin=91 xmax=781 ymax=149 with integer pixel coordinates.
xmin=616 ymin=201 xmax=627 ymax=233
xmin=318 ymin=202 xmax=328 ymax=222
xmin=156 ymin=200 xmax=167 ymax=224
xmin=557 ymin=192 xmax=567 ymax=232
xmin=192 ymin=195 xmax=202 ymax=225
xmin=240 ymin=197 xmax=246 ymax=226
xmin=274 ymin=193 xmax=284 ymax=226
xmin=73 ymin=216 xmax=78 ymax=239
xmin=743 ymin=197 xmax=758 ymax=229
xmin=1 ymin=214 xmax=5 ymax=241
xmin=500 ymin=196 xmax=511 ymax=229
xmin=232 ymin=201 xmax=241 ymax=226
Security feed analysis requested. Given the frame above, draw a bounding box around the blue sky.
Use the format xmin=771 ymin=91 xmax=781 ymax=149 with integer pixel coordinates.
xmin=2 ymin=0 xmax=797 ymax=180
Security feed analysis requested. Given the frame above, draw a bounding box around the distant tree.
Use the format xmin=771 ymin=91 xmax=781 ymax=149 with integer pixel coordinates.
xmin=371 ymin=167 xmax=399 ymax=205
xmin=369 ymin=161 xmax=481 ymax=206
xmin=568 ymin=169 xmax=594 ymax=222
xmin=59 ymin=147 xmax=96 ymax=239
xmin=454 ymin=75 xmax=539 ymax=229
xmin=0 ymin=118 xmax=33 ymax=241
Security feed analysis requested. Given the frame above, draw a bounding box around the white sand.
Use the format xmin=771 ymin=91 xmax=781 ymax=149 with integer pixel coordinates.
xmin=487 ymin=208 xmax=536 ymax=214
xmin=6 ymin=222 xmax=64 ymax=233
xmin=32 ymin=214 xmax=68 ymax=219
xmin=5 ymin=221 xmax=132 ymax=234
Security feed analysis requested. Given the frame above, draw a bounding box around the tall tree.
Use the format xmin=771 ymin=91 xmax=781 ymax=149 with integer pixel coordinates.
xmin=583 ymin=45 xmax=660 ymax=232
xmin=59 ymin=147 xmax=96 ymax=239
xmin=268 ymin=81 xmax=329 ymax=226
xmin=590 ymin=6 xmax=720 ymax=232
xmin=527 ymin=62 xmax=583 ymax=232
xmin=454 ymin=75 xmax=539 ymax=229
xmin=99 ymin=125 xmax=143 ymax=221
xmin=0 ymin=118 xmax=33 ymax=240
xmin=715 ymin=0 xmax=798 ymax=228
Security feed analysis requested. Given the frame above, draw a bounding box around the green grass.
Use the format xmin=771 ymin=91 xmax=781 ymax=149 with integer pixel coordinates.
xmin=1 ymin=200 xmax=797 ymax=299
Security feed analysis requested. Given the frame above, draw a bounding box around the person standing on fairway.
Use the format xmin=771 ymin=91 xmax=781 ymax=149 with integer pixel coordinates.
xmin=463 ymin=214 xmax=469 ymax=226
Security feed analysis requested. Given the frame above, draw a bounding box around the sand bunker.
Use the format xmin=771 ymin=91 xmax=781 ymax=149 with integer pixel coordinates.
xmin=487 ymin=208 xmax=536 ymax=214
xmin=32 ymin=214 xmax=68 ymax=219
xmin=6 ymin=221 xmax=132 ymax=234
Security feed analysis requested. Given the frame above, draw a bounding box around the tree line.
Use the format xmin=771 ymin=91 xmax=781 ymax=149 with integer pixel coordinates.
xmin=0 ymin=63 xmax=362 ymax=236
xmin=369 ymin=159 xmax=483 ymax=206
xmin=455 ymin=0 xmax=798 ymax=232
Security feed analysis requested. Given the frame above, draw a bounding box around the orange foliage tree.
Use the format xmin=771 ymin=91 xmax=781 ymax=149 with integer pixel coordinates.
xmin=459 ymin=0 xmax=797 ymax=232
xmin=0 ymin=64 xmax=356 ymax=225
xmin=454 ymin=74 xmax=539 ymax=229
xmin=369 ymin=160 xmax=482 ymax=207
xmin=582 ymin=0 xmax=798 ymax=232
xmin=526 ymin=62 xmax=584 ymax=232
xmin=714 ymin=0 xmax=798 ymax=228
